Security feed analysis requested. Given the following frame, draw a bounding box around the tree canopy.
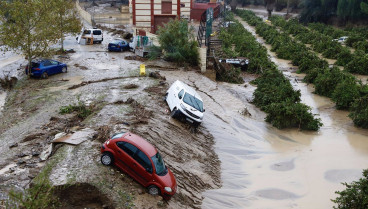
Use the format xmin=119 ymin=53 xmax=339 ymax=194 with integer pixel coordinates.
xmin=0 ymin=0 xmax=81 ymax=75
xmin=300 ymin=0 xmax=368 ymax=23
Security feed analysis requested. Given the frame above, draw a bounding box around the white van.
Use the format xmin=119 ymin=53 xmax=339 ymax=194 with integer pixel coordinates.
xmin=77 ymin=28 xmax=103 ymax=44
xmin=165 ymin=80 xmax=205 ymax=126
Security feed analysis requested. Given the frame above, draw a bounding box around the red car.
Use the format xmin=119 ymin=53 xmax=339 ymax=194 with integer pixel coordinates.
xmin=100 ymin=132 xmax=177 ymax=199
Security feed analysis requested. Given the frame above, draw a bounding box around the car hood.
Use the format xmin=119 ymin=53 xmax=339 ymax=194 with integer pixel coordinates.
xmin=157 ymin=168 xmax=177 ymax=189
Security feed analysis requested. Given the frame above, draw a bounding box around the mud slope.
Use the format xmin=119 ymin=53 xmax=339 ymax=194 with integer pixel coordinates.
xmin=0 ymin=32 xmax=221 ymax=208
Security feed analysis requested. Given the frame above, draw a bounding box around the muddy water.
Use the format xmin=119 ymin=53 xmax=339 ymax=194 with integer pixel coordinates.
xmin=192 ymin=18 xmax=368 ymax=209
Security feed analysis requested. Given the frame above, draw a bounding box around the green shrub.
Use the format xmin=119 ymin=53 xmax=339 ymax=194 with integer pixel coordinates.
xmin=216 ymin=66 xmax=243 ymax=84
xmin=59 ymin=100 xmax=93 ymax=119
xmin=332 ymin=76 xmax=360 ymax=110
xmin=352 ymin=41 xmax=368 ymax=53
xmin=336 ymin=48 xmax=354 ymax=66
xmin=346 ymin=34 xmax=364 ymax=47
xmin=157 ymin=19 xmax=199 ymax=66
xmin=146 ymin=45 xmax=162 ymax=60
xmin=332 ymin=169 xmax=368 ymax=209
xmin=345 ymin=51 xmax=368 ymax=75
xmin=303 ymin=68 xmax=325 ymax=83
xmin=349 ymin=96 xmax=368 ymax=128
xmin=314 ymin=67 xmax=345 ymax=97
xmin=253 ymin=69 xmax=301 ymax=109
xmin=265 ymin=101 xmax=322 ymax=130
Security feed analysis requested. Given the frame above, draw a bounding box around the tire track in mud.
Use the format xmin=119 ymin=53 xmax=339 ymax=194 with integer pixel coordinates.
xmin=186 ymin=78 xmax=228 ymax=117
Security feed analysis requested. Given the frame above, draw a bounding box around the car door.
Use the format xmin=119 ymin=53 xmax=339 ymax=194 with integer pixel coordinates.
xmin=116 ymin=142 xmax=150 ymax=185
xmin=132 ymin=150 xmax=153 ymax=186
xmin=50 ymin=60 xmax=61 ymax=74
xmin=115 ymin=141 xmax=138 ymax=178
xmin=42 ymin=60 xmax=53 ymax=75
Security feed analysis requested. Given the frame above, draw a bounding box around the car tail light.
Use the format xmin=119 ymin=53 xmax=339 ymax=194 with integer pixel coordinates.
xmin=34 ymin=68 xmax=40 ymax=71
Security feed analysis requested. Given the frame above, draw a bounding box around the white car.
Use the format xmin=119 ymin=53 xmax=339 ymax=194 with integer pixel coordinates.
xmin=333 ymin=36 xmax=348 ymax=43
xmin=165 ymin=80 xmax=204 ymax=126
xmin=77 ymin=28 xmax=103 ymax=44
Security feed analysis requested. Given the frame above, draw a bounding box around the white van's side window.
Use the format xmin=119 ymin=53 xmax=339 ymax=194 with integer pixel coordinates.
xmin=178 ymin=89 xmax=184 ymax=99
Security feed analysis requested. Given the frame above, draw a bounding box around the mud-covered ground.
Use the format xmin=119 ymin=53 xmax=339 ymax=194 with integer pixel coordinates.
xmin=0 ymin=31 xmax=220 ymax=209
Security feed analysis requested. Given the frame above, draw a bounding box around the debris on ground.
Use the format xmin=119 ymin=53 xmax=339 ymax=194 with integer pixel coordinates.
xmin=39 ymin=144 xmax=53 ymax=161
xmin=52 ymin=128 xmax=96 ymax=145
xmin=124 ymin=55 xmax=146 ymax=61
xmin=0 ymin=73 xmax=17 ymax=89
xmin=123 ymin=84 xmax=139 ymax=89
xmin=68 ymin=76 xmax=138 ymax=89
xmin=65 ymin=49 xmax=76 ymax=53
xmin=93 ymin=125 xmax=112 ymax=143
xmin=149 ymin=71 xmax=166 ymax=80
xmin=74 ymin=63 xmax=88 ymax=70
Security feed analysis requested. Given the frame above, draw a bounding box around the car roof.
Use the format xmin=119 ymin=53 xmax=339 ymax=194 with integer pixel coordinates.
xmin=173 ymin=80 xmax=203 ymax=101
xmin=121 ymin=132 xmax=157 ymax=157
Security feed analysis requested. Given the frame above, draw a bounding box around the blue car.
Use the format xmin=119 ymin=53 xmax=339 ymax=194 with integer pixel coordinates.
xmin=25 ymin=59 xmax=67 ymax=79
xmin=108 ymin=40 xmax=129 ymax=52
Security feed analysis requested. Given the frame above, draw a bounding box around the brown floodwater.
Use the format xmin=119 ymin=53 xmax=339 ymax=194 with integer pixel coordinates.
xmin=194 ymin=17 xmax=368 ymax=209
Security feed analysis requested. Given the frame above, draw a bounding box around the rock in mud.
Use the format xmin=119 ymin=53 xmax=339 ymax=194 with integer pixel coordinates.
xmin=39 ymin=144 xmax=53 ymax=161
xmin=9 ymin=143 xmax=18 ymax=148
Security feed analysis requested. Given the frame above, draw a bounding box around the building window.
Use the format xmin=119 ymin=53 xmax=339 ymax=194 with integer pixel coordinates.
xmin=162 ymin=0 xmax=172 ymax=14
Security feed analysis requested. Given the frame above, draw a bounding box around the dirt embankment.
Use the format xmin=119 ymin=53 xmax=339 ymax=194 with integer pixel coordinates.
xmin=0 ymin=65 xmax=221 ymax=209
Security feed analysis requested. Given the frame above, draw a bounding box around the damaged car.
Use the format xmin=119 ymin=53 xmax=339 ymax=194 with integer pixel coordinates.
xmin=165 ymin=80 xmax=204 ymax=126
xmin=100 ymin=132 xmax=177 ymax=200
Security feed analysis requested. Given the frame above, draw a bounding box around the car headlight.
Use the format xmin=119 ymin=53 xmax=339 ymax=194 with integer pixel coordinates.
xmin=180 ymin=103 xmax=186 ymax=111
xmin=164 ymin=187 xmax=172 ymax=193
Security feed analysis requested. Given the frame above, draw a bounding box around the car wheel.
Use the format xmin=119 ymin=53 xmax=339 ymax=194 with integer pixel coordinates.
xmin=62 ymin=67 xmax=67 ymax=73
xmin=240 ymin=61 xmax=246 ymax=66
xmin=193 ymin=122 xmax=201 ymax=128
xmin=101 ymin=152 xmax=114 ymax=166
xmin=147 ymin=185 xmax=160 ymax=196
xmin=41 ymin=72 xmax=48 ymax=79
xmin=170 ymin=108 xmax=179 ymax=118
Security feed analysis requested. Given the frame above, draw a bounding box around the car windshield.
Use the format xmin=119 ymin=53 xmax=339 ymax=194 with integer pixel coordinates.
xmin=111 ymin=132 xmax=126 ymax=139
xmin=112 ymin=40 xmax=122 ymax=44
xmin=93 ymin=30 xmax=102 ymax=35
xmin=183 ymin=93 xmax=204 ymax=112
xmin=151 ymin=152 xmax=167 ymax=176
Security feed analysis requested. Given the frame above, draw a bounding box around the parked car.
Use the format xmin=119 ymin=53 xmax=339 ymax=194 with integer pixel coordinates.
xmin=165 ymin=80 xmax=204 ymax=126
xmin=100 ymin=132 xmax=177 ymax=200
xmin=76 ymin=28 xmax=103 ymax=44
xmin=219 ymin=57 xmax=249 ymax=70
xmin=333 ymin=36 xmax=348 ymax=43
xmin=25 ymin=59 xmax=67 ymax=79
xmin=108 ymin=40 xmax=129 ymax=52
